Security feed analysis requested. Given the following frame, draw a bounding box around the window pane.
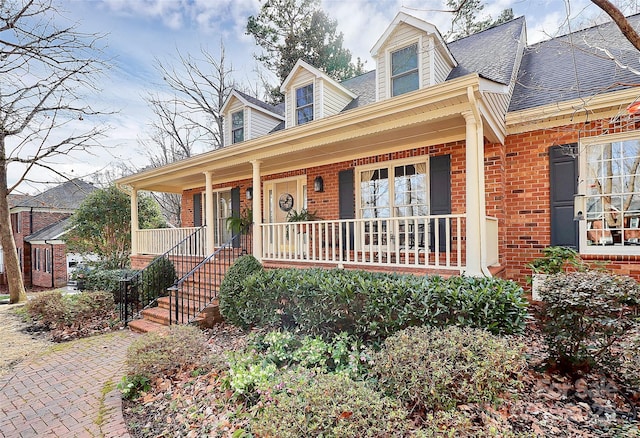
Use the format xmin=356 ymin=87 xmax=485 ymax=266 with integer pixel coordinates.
xmin=360 ymin=168 xmax=389 ymax=218
xmin=394 ymin=164 xmax=427 ymax=217
xmin=232 ymin=111 xmax=243 ymax=128
xmin=392 ymin=44 xmax=418 ymax=76
xmin=296 ymin=106 xmax=314 ymax=124
xmin=296 ymin=84 xmax=313 ymax=107
xmin=233 ymin=128 xmax=244 ymax=143
xmin=392 ymin=71 xmax=419 ymax=96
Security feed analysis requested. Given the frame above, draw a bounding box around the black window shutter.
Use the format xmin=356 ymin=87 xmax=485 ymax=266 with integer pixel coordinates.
xmin=429 ymin=155 xmax=451 ymax=251
xmin=231 ymin=187 xmax=241 ymax=247
xmin=339 ymin=169 xmax=355 ymax=253
xmin=193 ymin=193 xmax=202 ymax=227
xmin=550 ymin=145 xmax=578 ymax=248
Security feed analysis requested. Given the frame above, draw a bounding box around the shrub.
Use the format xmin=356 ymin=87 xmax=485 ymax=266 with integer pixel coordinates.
xmin=251 ymin=372 xmax=411 ymax=438
xmin=140 ymin=256 xmax=176 ymax=300
xmin=79 ymin=267 xmax=136 ymax=297
xmin=236 ymin=268 xmax=528 ymax=341
xmin=126 ymin=325 xmax=207 ymax=379
xmin=26 ymin=291 xmax=67 ymax=328
xmin=218 ymin=255 xmax=264 ymax=328
xmin=70 ymin=291 xmax=115 ymax=322
xmin=372 ymin=326 xmax=525 ymax=411
xmin=539 ymin=271 xmax=640 ymax=372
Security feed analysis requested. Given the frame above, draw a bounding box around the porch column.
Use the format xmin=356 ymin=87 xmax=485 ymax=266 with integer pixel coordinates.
xmin=204 ymin=171 xmax=215 ymax=255
xmin=130 ymin=187 xmax=139 ymax=255
xmin=462 ymin=110 xmax=486 ymax=276
xmin=250 ymin=160 xmax=262 ymax=261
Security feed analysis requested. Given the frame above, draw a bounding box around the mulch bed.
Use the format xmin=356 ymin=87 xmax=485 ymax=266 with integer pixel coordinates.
xmin=122 ymin=322 xmax=640 ymax=437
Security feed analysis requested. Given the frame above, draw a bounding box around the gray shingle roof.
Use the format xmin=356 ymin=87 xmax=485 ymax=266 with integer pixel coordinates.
xmin=341 ymin=70 xmax=377 ymax=110
xmin=447 ymin=17 xmax=526 ymax=84
xmin=235 ymin=90 xmax=284 ymax=116
xmin=510 ymin=14 xmax=640 ymax=112
xmin=24 ymin=217 xmax=70 ymax=242
xmin=16 ymin=179 xmax=96 ymax=210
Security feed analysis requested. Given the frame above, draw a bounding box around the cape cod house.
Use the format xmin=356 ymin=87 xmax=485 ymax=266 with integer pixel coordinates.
xmin=116 ymin=12 xmax=640 ymax=330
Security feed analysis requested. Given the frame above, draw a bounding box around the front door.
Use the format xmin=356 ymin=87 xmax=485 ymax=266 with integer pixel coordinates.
xmin=264 ymin=176 xmax=307 ymax=252
xmin=213 ymin=190 xmax=232 ymax=245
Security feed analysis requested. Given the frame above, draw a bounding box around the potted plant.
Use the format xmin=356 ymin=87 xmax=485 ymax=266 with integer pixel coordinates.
xmin=527 ymin=246 xmax=584 ymax=300
xmin=226 ymin=205 xmax=253 ymax=235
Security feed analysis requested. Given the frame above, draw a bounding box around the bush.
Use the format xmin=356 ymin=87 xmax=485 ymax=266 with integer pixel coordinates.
xmin=70 ymin=291 xmax=115 ymax=322
xmin=251 ymin=372 xmax=411 ymax=438
xmin=140 ymin=256 xmax=176 ymax=300
xmin=235 ymin=268 xmax=528 ymax=341
xmin=26 ymin=291 xmax=67 ymax=327
xmin=126 ymin=325 xmax=207 ymax=379
xmin=539 ymin=271 xmax=640 ymax=372
xmin=79 ymin=267 xmax=136 ymax=296
xmin=218 ymin=255 xmax=263 ymax=328
xmin=372 ymin=326 xmax=525 ymax=412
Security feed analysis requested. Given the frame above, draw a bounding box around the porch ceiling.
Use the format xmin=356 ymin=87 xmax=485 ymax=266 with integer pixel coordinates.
xmin=117 ymin=75 xmax=501 ymax=193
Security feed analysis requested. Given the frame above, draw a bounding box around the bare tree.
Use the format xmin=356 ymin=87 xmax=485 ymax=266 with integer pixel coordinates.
xmin=153 ymin=42 xmax=234 ymax=150
xmin=592 ymin=0 xmax=640 ymax=50
xmin=0 ymin=0 xmax=108 ymax=303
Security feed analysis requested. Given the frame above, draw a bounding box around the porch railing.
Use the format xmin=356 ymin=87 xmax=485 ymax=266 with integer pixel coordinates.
xmin=169 ymin=231 xmax=252 ymax=325
xmin=259 ymin=214 xmax=466 ymax=272
xmin=119 ymin=226 xmax=205 ymax=325
xmin=136 ymin=227 xmax=206 ymax=256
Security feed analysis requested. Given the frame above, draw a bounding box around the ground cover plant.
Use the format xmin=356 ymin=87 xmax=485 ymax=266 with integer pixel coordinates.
xmin=25 ymin=290 xmax=121 ymax=341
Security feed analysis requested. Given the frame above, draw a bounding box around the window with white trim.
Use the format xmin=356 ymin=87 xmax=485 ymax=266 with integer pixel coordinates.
xmin=391 ymin=43 xmax=419 ymax=97
xmin=231 ymin=110 xmax=244 ymax=144
xmin=295 ymin=84 xmax=314 ymax=125
xmin=581 ymin=134 xmax=640 ymax=252
xmin=358 ymin=160 xmax=428 ymax=219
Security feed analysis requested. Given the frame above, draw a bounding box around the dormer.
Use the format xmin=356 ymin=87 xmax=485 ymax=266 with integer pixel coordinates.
xmin=221 ymin=90 xmax=284 ymax=146
xmin=281 ymin=59 xmax=357 ymax=128
xmin=371 ymin=12 xmax=457 ymax=101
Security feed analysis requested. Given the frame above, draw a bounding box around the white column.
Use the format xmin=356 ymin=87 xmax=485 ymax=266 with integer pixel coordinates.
xmin=251 ymin=160 xmax=262 ymax=261
xmin=462 ymin=110 xmax=484 ymax=276
xmin=130 ymin=187 xmax=139 ymax=255
xmin=204 ymin=171 xmax=215 ymax=255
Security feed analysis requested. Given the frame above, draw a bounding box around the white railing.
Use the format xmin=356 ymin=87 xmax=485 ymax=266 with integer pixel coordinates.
xmin=260 ymin=215 xmax=466 ymax=271
xmin=136 ymin=227 xmax=206 ymax=257
xmin=486 ymin=216 xmax=499 ymax=266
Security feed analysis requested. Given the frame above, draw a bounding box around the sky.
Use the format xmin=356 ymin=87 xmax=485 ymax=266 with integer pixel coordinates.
xmin=10 ymin=0 xmax=638 ymax=194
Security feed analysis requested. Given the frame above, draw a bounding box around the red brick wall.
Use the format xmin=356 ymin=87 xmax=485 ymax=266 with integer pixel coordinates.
xmin=504 ymin=117 xmax=640 ymax=284
xmin=30 ymin=243 xmax=67 ymax=288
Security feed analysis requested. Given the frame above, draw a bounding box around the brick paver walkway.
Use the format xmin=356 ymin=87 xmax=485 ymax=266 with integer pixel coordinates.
xmin=0 ymin=330 xmax=137 ymax=437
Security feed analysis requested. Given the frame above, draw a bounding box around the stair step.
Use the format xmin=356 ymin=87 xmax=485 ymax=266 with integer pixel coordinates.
xmin=128 ymin=318 xmax=169 ymax=334
xmin=157 ymin=295 xmax=219 ymax=311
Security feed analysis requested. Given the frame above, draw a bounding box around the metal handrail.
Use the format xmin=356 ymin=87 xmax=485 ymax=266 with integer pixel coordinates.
xmin=119 ymin=226 xmax=205 ymax=325
xmin=169 ymin=231 xmax=252 ymax=325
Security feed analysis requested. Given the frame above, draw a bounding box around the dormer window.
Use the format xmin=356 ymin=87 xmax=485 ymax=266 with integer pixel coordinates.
xmin=296 ymin=84 xmax=314 ymax=125
xmin=231 ymin=110 xmax=244 ymax=143
xmin=391 ymin=43 xmax=419 ymax=96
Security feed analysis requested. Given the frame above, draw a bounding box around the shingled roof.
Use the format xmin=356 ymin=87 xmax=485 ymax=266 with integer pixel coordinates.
xmin=14 ymin=179 xmax=96 ymax=210
xmin=510 ymin=14 xmax=640 ymax=112
xmin=24 ymin=217 xmax=71 ymax=242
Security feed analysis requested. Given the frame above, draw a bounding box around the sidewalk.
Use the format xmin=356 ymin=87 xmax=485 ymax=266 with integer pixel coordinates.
xmin=0 ymin=330 xmax=136 ymax=437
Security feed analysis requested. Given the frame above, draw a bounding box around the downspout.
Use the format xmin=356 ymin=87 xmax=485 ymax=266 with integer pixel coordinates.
xmin=466 ymin=86 xmax=492 ymax=277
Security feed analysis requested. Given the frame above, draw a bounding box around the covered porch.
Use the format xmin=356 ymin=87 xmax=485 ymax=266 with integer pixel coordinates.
xmin=118 ymin=75 xmax=506 ymax=277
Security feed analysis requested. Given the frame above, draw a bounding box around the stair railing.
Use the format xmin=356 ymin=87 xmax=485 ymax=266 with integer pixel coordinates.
xmin=168 ymin=231 xmax=252 ymax=325
xmin=119 ymin=226 xmax=206 ymax=325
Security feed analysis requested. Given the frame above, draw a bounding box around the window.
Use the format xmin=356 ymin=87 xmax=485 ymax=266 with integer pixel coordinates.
xmin=45 ymin=249 xmax=52 ymax=273
xmin=11 ymin=213 xmax=21 ymax=233
xmin=358 ymin=161 xmax=428 ymax=219
xmin=231 ymin=110 xmax=244 ymax=144
xmin=296 ymin=84 xmax=314 ymax=125
xmin=391 ymin=43 xmax=419 ymax=96
xmin=582 ymin=135 xmax=640 ymax=252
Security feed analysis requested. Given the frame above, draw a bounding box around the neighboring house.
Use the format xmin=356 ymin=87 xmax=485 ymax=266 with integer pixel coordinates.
xmin=2 ymin=179 xmax=96 ymax=288
xmin=116 ymin=11 xmax=640 ymax=287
